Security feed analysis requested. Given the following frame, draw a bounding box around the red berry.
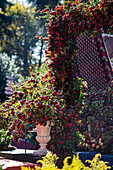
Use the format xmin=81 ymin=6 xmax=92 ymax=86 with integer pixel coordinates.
xmin=11 ymin=108 xmax=14 ymax=111
xmin=20 ymin=124 xmax=24 ymax=128
xmin=43 ymin=91 xmax=46 ymax=95
xmin=73 ymin=91 xmax=77 ymax=94
xmin=35 ymin=100 xmax=38 ymax=103
xmin=28 ymin=126 xmax=32 ymax=130
xmin=70 ymin=123 xmax=73 ymax=127
xmin=18 ymin=113 xmax=21 ymax=118
xmin=50 ymin=11 xmax=56 ymax=15
xmin=26 ymin=104 xmax=30 ymax=108
xmin=40 ymin=118 xmax=43 ymax=122
xmin=43 ymin=8 xmax=49 ymax=12
xmin=55 ymin=104 xmax=59 ymax=108
xmin=38 ymin=103 xmax=42 ymax=108
xmin=18 ymin=106 xmax=21 ymax=110
xmin=35 ymin=36 xmax=39 ymax=40
xmin=37 ymin=10 xmax=40 ymax=14
xmin=68 ymin=136 xmax=71 ymax=140
xmin=29 ymin=113 xmax=32 ymax=116
xmin=39 ymin=122 xmax=42 ymax=125
xmin=7 ymin=132 xmax=10 ymax=136
xmin=67 ymin=114 xmax=71 ymax=117
xmin=74 ymin=35 xmax=77 ymax=39
xmin=65 ymin=117 xmax=69 ymax=121
xmin=61 ymin=108 xmax=64 ymax=111
xmin=20 ymin=131 xmax=22 ymax=134
xmin=44 ymin=115 xmax=48 ymax=120
xmin=60 ymin=141 xmax=64 ymax=145
xmin=62 ymin=136 xmax=65 ymax=139
xmin=47 ymin=104 xmax=50 ymax=108
xmin=33 ymin=115 xmax=36 ymax=119
xmin=69 ymin=30 xmax=72 ymax=33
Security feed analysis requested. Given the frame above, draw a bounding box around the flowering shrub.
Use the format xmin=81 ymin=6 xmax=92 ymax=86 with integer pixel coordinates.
xmin=0 ymin=68 xmax=64 ymax=141
xmin=0 ymin=110 xmax=9 ymax=129
xmin=78 ymin=79 xmax=113 ymax=154
xmin=21 ymin=151 xmax=111 ymax=170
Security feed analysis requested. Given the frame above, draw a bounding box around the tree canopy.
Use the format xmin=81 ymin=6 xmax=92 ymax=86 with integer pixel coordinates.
xmin=0 ymin=2 xmax=39 ymax=76
xmin=27 ymin=0 xmax=61 ymax=10
xmin=0 ymin=0 xmax=13 ymax=38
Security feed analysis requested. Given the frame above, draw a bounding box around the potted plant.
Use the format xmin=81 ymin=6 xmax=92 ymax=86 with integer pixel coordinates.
xmin=0 ymin=68 xmax=64 ymax=155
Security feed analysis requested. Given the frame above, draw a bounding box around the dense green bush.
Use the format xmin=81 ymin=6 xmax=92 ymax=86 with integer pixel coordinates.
xmin=79 ymin=79 xmax=113 ymax=154
xmin=0 ymin=129 xmax=11 ymax=150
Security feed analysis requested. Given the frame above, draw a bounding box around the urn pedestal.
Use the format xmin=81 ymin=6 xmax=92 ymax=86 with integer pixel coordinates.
xmin=33 ymin=121 xmax=51 ymax=156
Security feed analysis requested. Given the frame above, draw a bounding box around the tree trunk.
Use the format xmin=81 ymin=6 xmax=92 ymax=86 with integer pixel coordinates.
xmin=39 ymin=38 xmax=44 ymax=69
xmin=23 ymin=51 xmax=29 ymax=77
xmin=23 ymin=33 xmax=29 ymax=77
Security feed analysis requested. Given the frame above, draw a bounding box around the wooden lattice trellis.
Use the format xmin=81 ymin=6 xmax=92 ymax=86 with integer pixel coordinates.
xmin=76 ymin=31 xmax=112 ymax=90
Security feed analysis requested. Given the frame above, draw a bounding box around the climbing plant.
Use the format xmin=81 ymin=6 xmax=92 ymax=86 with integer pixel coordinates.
xmin=38 ymin=0 xmax=113 ymax=103
xmin=36 ymin=0 xmax=113 ymax=157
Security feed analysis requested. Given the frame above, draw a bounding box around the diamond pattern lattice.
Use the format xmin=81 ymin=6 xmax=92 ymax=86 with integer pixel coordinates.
xmin=76 ymin=31 xmax=112 ymax=90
